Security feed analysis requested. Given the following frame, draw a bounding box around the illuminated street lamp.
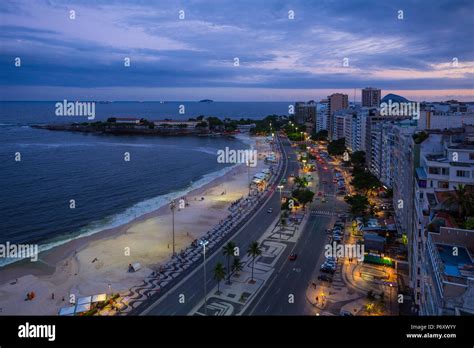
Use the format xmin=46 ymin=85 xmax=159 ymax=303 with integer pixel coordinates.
xmin=199 ymin=239 xmax=209 ymax=315
xmin=169 ymin=200 xmax=176 ymax=256
xmin=389 ymin=283 xmax=393 ymax=315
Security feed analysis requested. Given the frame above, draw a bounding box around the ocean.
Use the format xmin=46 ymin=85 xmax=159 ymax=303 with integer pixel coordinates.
xmin=0 ymin=101 xmax=288 ymax=266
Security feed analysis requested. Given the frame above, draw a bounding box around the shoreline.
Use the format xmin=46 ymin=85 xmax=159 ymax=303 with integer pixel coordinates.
xmin=0 ymin=136 xmax=273 ymax=315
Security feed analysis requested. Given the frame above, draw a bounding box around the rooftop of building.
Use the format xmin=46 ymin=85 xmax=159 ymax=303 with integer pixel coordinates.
xmin=429 ymin=211 xmax=458 ymax=230
xmin=429 ymin=227 xmax=474 ymax=284
xmin=447 ymin=143 xmax=474 ymax=150
xmin=435 ymin=243 xmax=473 ymax=277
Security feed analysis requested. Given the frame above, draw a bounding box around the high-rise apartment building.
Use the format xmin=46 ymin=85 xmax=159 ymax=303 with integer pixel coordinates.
xmin=294 ymin=101 xmax=316 ymax=134
xmin=328 ymin=93 xmax=348 ymax=140
xmin=362 ymin=87 xmax=381 ymax=107
xmin=316 ymin=99 xmax=330 ymax=132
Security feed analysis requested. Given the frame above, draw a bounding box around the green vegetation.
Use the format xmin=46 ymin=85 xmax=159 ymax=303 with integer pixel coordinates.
xmin=350 ymin=151 xmax=366 ymax=168
xmin=247 ymin=242 xmax=263 ymax=282
xmin=292 ymin=189 xmax=314 ymax=208
xmin=223 ymin=241 xmax=237 ymax=283
xmin=350 ymin=166 xmax=382 ymax=194
xmin=196 ymin=121 xmax=208 ymax=128
xmin=213 ymin=262 xmax=226 ymax=293
xmin=446 ymin=184 xmax=474 ymax=217
xmin=294 ymin=176 xmax=309 ymax=189
xmin=345 ymin=194 xmax=369 ymax=215
xmin=465 ymin=217 xmax=474 ymax=230
xmin=413 ymin=131 xmax=429 ymax=144
xmin=311 ymin=129 xmax=328 ymax=141
xmin=327 ymin=138 xmax=346 ymax=156
xmin=231 ymin=257 xmax=243 ymax=277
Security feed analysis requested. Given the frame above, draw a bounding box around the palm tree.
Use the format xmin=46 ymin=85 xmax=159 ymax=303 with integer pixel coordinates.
xmin=294 ymin=176 xmax=308 ymax=189
xmin=222 ymin=241 xmax=236 ymax=283
xmin=247 ymin=241 xmax=263 ymax=282
xmin=231 ymin=257 xmax=243 ymax=277
xmin=213 ymin=262 xmax=226 ymax=293
xmin=446 ymin=184 xmax=474 ymax=217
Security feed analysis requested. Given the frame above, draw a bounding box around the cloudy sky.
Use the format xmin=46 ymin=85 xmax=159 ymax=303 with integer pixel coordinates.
xmin=1 ymin=0 xmax=473 ymax=101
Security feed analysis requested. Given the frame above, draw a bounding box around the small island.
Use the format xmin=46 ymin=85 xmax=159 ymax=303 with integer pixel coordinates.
xmin=199 ymin=99 xmax=214 ymax=103
xmin=31 ymin=115 xmax=287 ymax=137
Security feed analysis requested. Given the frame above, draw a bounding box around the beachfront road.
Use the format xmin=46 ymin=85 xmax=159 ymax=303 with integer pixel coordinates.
xmin=245 ymin=151 xmax=348 ymax=315
xmin=139 ymin=136 xmax=299 ymax=315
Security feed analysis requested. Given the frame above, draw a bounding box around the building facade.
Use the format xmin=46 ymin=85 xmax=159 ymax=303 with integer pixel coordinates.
xmin=362 ymin=87 xmax=382 ymax=108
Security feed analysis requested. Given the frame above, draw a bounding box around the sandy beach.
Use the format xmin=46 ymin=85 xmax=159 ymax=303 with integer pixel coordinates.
xmin=0 ymin=136 xmax=274 ymax=315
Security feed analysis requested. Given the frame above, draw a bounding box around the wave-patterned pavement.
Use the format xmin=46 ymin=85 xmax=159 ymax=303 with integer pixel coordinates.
xmin=115 ymin=139 xmax=285 ymax=315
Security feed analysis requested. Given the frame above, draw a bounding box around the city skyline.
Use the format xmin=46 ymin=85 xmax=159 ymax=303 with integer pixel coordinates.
xmin=1 ymin=0 xmax=473 ymax=101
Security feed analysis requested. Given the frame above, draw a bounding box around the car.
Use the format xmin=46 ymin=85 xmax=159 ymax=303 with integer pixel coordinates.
xmin=281 ymin=179 xmax=287 ymax=184
xmin=320 ymin=266 xmax=336 ymax=274
xmin=318 ymin=191 xmax=323 ymax=196
xmin=323 ymin=166 xmax=328 ymax=170
xmin=267 ymin=208 xmax=273 ymax=213
xmin=317 ymin=274 xmax=333 ymax=282
xmin=321 ymin=198 xmax=327 ymax=203
xmin=289 ymin=253 xmax=297 ymax=261
xmin=322 ymin=180 xmax=328 ymax=184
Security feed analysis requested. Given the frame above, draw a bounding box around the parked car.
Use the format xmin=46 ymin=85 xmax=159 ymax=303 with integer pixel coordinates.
xmin=320 ymin=265 xmax=336 ymax=274
xmin=267 ymin=208 xmax=273 ymax=213
xmin=289 ymin=253 xmax=297 ymax=261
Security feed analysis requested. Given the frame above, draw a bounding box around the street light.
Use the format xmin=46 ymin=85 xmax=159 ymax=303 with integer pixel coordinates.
xmin=169 ymin=200 xmax=176 ymax=256
xmin=389 ymin=283 xmax=393 ymax=315
xmin=246 ymin=160 xmax=251 ymax=196
xmin=199 ymin=239 xmax=209 ymax=315
xmin=277 ymin=185 xmax=284 ymax=239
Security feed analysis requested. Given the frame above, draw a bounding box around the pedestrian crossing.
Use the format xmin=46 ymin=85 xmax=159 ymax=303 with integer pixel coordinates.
xmin=311 ymin=210 xmax=337 ymax=216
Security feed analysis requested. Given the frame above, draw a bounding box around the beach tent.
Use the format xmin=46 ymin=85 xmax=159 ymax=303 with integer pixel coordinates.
xmin=130 ymin=262 xmax=142 ymax=272
xmin=77 ymin=296 xmax=92 ymax=305
xmin=75 ymin=303 xmax=91 ymax=314
xmin=59 ymin=306 xmax=75 ymax=316
xmin=92 ymin=293 xmax=107 ymax=303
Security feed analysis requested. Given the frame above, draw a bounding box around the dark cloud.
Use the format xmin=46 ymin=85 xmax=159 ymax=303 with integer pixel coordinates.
xmin=0 ymin=0 xmax=472 ymax=99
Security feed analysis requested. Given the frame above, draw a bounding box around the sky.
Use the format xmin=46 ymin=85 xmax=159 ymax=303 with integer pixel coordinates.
xmin=0 ymin=0 xmax=473 ymax=101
